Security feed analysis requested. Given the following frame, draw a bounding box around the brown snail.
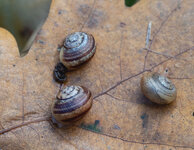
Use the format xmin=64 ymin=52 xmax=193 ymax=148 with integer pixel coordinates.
xmin=141 ymin=72 xmax=177 ymax=104
xmin=59 ymin=32 xmax=96 ymax=70
xmin=51 ymin=85 xmax=93 ymax=127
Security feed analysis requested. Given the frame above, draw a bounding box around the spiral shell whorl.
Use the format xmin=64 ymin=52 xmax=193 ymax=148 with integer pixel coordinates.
xmin=52 ymin=85 xmax=93 ymax=125
xmin=141 ymin=72 xmax=177 ymax=104
xmin=64 ymin=32 xmax=87 ymax=49
xmin=60 ymin=32 xmax=96 ymax=69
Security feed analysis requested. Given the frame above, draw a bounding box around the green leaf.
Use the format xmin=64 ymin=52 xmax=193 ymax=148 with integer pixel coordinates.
xmin=0 ymin=0 xmax=52 ymax=56
xmin=125 ymin=0 xmax=139 ymax=7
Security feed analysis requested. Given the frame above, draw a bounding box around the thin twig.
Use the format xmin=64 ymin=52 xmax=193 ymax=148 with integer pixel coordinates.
xmin=141 ymin=48 xmax=174 ymax=58
xmin=143 ymin=1 xmax=182 ymax=71
xmin=146 ymin=21 xmax=152 ymax=48
xmin=119 ymin=31 xmax=124 ymax=80
xmin=79 ymin=0 xmax=96 ymax=31
xmin=93 ymin=70 xmax=148 ymax=100
xmin=0 ymin=117 xmax=50 ymax=135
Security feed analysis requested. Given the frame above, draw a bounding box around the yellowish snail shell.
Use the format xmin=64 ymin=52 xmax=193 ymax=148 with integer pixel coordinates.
xmin=60 ymin=32 xmax=96 ymax=70
xmin=141 ymin=72 xmax=177 ymax=104
xmin=51 ymin=85 xmax=93 ymax=126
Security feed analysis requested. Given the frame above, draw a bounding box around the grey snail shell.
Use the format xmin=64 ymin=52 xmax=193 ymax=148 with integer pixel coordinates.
xmin=51 ymin=85 xmax=93 ymax=126
xmin=141 ymin=72 xmax=177 ymax=104
xmin=59 ymin=32 xmax=96 ymax=70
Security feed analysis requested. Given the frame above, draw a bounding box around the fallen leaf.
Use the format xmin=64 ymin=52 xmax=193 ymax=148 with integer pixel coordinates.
xmin=0 ymin=0 xmax=193 ymax=149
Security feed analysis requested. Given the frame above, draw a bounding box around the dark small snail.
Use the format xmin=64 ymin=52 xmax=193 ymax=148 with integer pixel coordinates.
xmin=51 ymin=85 xmax=93 ymax=126
xmin=53 ymin=63 xmax=68 ymax=83
xmin=141 ymin=72 xmax=177 ymax=104
xmin=59 ymin=32 xmax=96 ymax=70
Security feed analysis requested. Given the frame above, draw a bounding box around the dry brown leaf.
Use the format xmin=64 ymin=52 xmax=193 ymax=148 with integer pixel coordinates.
xmin=0 ymin=0 xmax=193 ymax=149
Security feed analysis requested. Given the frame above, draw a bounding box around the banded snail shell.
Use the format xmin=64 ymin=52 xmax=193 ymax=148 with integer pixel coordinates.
xmin=51 ymin=85 xmax=93 ymax=125
xmin=59 ymin=32 xmax=96 ymax=70
xmin=141 ymin=72 xmax=177 ymax=104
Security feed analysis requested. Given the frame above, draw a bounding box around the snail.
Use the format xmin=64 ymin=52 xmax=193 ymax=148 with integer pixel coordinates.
xmin=59 ymin=32 xmax=96 ymax=70
xmin=51 ymin=85 xmax=93 ymax=127
xmin=141 ymin=72 xmax=177 ymax=104
xmin=53 ymin=62 xmax=68 ymax=83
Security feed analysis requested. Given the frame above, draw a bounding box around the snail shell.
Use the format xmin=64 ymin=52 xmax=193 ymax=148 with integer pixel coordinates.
xmin=51 ymin=85 xmax=93 ymax=126
xmin=141 ymin=72 xmax=177 ymax=104
xmin=60 ymin=32 xmax=96 ymax=70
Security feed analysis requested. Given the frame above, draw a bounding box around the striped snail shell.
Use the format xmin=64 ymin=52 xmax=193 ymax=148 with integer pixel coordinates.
xmin=51 ymin=85 xmax=93 ymax=126
xmin=59 ymin=32 xmax=96 ymax=70
xmin=141 ymin=72 xmax=177 ymax=104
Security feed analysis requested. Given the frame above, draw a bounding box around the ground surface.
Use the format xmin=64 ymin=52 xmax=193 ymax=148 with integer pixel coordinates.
xmin=0 ymin=0 xmax=193 ymax=149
